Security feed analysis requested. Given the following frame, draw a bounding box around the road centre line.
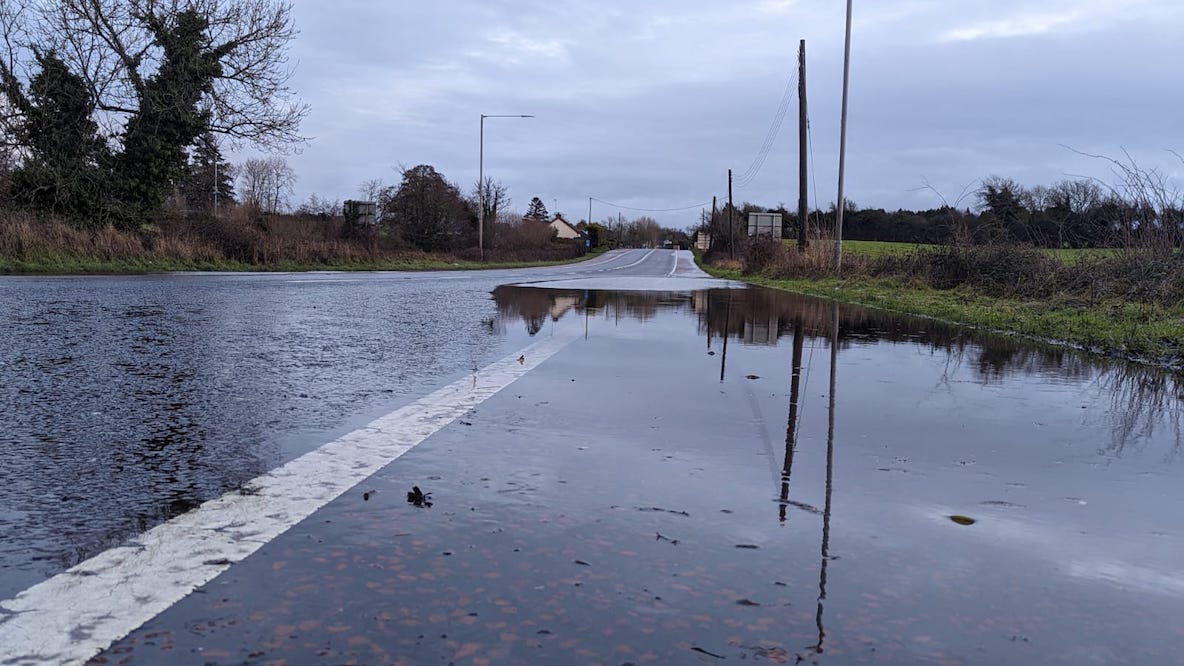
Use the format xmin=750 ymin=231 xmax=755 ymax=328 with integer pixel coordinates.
xmin=596 ymin=249 xmax=655 ymax=273
xmin=0 ymin=333 xmax=577 ymax=666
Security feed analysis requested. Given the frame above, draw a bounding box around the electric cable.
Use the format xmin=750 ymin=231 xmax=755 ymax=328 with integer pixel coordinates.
xmin=589 ymin=197 xmax=712 ymax=213
xmin=735 ymin=68 xmax=798 ymax=189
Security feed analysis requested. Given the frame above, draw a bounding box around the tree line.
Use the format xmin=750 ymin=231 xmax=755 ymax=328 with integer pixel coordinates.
xmin=0 ymin=1 xmax=594 ymax=262
xmin=703 ymin=169 xmax=1184 ymax=251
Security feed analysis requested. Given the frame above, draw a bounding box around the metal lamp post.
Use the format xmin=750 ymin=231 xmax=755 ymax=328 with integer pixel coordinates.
xmin=479 ymin=114 xmax=533 ymax=261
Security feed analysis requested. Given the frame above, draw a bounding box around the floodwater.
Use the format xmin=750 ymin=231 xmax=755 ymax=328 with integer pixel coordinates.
xmin=0 ymin=271 xmax=538 ymax=598
xmin=92 ymin=281 xmax=1184 ymax=665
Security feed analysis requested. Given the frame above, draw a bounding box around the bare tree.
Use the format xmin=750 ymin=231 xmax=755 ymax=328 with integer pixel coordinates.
xmin=239 ymin=154 xmax=292 ymax=213
xmin=358 ymin=178 xmax=383 ymax=202
xmin=473 ymin=176 xmax=508 ymax=248
xmin=472 ymin=176 xmax=509 ymax=222
xmin=632 ymin=215 xmax=661 ymax=247
xmin=0 ymin=0 xmax=307 ymax=149
xmin=358 ymin=177 xmax=384 ymax=219
xmin=295 ymin=192 xmax=338 ymax=218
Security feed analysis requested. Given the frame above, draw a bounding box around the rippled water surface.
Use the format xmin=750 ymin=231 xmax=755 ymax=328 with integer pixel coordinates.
xmin=0 ymin=272 xmax=532 ymax=596
xmin=6 ymin=267 xmax=1184 ymax=664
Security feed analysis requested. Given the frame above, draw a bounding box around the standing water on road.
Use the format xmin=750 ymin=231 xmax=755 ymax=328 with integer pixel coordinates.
xmin=0 ymin=272 xmax=535 ymax=598
xmin=99 ymin=283 xmax=1184 ymax=665
xmin=475 ymin=284 xmax=1183 ymax=664
xmin=5 ymin=266 xmax=1183 ymax=664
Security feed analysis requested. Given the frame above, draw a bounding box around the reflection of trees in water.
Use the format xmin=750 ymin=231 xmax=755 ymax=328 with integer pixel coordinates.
xmin=491 ymin=285 xmax=1183 ymax=456
xmin=490 ymin=286 xmax=673 ymax=336
xmin=1102 ymin=364 xmax=1183 ymax=458
xmin=696 ymin=287 xmax=1179 ymax=452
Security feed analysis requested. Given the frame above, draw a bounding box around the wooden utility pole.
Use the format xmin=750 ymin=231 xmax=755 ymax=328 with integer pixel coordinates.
xmin=797 ymin=39 xmax=809 ymax=252
xmin=728 ymin=169 xmax=735 ymax=260
xmin=833 ymin=0 xmax=854 ymax=272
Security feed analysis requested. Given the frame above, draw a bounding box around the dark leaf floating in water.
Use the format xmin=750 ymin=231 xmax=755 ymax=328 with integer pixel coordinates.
xmin=949 ymin=514 xmax=976 ymax=525
xmin=691 ymin=646 xmax=727 ymax=659
xmin=636 ymin=506 xmax=690 ymax=517
xmin=407 ymin=486 xmax=433 ymax=508
xmin=745 ymin=374 xmax=760 ymax=380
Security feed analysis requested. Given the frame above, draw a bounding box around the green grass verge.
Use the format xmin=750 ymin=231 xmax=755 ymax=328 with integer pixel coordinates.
xmin=818 ymin=239 xmax=1116 ymax=265
xmin=698 ymin=259 xmax=1184 ymax=363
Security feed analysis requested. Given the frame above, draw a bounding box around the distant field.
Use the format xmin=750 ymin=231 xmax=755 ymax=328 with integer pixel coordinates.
xmin=789 ymin=239 xmax=1115 ymax=264
xmin=1043 ymin=247 xmax=1116 ymax=264
xmin=784 ymin=239 xmax=937 ymax=257
xmin=844 ymin=240 xmax=936 ymax=256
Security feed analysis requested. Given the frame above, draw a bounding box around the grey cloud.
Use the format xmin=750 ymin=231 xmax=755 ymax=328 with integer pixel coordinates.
xmin=255 ymin=1 xmax=1184 ymax=229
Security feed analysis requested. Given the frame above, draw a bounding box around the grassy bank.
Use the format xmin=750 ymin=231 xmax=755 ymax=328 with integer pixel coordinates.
xmin=0 ymin=214 xmax=602 ymax=274
xmin=699 ymin=243 xmax=1184 ymax=366
xmin=0 ymin=253 xmax=602 ymax=275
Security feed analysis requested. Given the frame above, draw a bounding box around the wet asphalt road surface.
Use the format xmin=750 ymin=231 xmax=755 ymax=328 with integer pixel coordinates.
xmin=0 ymin=249 xmax=682 ymax=599
xmin=4 ymin=251 xmax=1184 ymax=664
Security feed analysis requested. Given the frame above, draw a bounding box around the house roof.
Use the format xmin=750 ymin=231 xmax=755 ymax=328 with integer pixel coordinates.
xmin=550 ymin=214 xmax=581 ymax=235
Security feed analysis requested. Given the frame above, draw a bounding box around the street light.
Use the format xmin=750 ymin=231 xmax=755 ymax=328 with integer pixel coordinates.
xmin=479 ymin=113 xmax=534 ymax=261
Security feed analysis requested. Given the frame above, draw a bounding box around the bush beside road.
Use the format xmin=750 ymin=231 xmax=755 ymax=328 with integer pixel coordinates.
xmin=699 ymin=240 xmax=1184 ymax=366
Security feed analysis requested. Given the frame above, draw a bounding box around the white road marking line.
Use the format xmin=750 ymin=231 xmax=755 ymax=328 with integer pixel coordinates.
xmin=0 ymin=333 xmax=576 ymax=666
xmin=604 ymin=249 xmax=655 ymax=272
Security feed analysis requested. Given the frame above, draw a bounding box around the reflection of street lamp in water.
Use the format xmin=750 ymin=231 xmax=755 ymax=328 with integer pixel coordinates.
xmin=778 ymin=307 xmax=839 ymax=656
xmin=814 ymin=302 xmax=840 ymax=655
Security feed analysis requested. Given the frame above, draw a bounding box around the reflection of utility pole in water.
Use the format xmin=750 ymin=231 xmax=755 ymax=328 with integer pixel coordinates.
xmin=706 ymin=292 xmax=712 ymax=352
xmin=719 ymin=291 xmax=733 ymax=382
xmin=814 ymin=302 xmax=839 ymax=654
xmin=779 ymin=317 xmax=805 ymax=522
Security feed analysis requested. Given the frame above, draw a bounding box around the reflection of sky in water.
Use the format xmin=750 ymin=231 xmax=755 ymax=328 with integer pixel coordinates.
xmin=492 ymin=284 xmax=1182 ymax=461
xmin=491 ymin=284 xmax=1184 ymax=662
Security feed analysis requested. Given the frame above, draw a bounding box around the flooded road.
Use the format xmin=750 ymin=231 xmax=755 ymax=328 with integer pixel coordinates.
xmin=0 ymin=250 xmax=681 ymax=598
xmin=3 ymin=252 xmax=1183 ymax=663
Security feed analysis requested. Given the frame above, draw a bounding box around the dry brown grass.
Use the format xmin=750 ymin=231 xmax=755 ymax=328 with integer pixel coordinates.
xmin=0 ymin=213 xmax=144 ymax=261
xmin=0 ymin=208 xmax=587 ymax=270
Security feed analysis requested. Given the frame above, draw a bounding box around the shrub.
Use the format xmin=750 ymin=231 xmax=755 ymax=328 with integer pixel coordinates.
xmin=743 ymin=235 xmax=786 ymax=274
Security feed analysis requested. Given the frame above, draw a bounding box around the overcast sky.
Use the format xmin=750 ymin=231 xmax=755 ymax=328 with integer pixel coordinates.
xmin=248 ymin=0 xmax=1184 ymax=229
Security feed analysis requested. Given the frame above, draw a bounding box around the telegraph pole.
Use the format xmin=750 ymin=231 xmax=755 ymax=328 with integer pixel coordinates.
xmin=728 ymin=169 xmax=735 ymax=260
xmin=833 ymin=0 xmax=854 ymax=271
xmin=798 ymin=39 xmax=809 ymax=252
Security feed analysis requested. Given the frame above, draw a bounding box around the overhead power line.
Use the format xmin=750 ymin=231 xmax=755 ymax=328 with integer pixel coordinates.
xmin=590 ymin=197 xmax=711 ymax=213
xmin=736 ymin=68 xmax=799 ymax=189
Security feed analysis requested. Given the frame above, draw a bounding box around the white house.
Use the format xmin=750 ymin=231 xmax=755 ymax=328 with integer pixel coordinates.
xmin=546 ymin=214 xmax=582 ymax=240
